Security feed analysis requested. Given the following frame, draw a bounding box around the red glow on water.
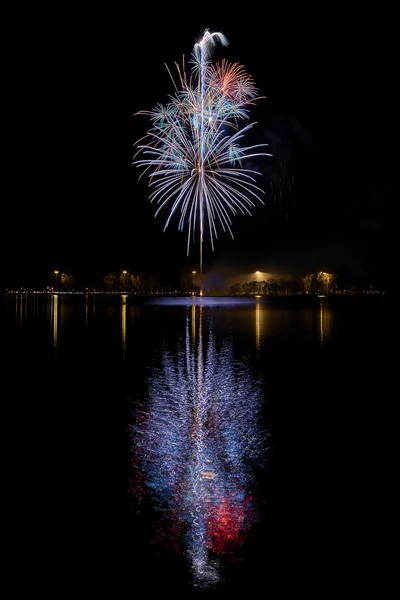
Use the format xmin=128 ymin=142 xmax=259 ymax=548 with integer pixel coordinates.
xmin=207 ymin=496 xmax=246 ymax=554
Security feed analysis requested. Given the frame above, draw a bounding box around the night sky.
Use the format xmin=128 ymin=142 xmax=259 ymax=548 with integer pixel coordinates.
xmin=3 ymin=8 xmax=396 ymax=290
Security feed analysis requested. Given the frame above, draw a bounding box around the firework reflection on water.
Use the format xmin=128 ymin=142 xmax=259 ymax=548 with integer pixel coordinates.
xmin=130 ymin=305 xmax=268 ymax=587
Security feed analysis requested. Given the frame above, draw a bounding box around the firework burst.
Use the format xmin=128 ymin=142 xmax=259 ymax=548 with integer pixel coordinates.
xmin=134 ymin=29 xmax=270 ymax=293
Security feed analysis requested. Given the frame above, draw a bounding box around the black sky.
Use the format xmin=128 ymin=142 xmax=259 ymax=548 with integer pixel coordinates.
xmin=3 ymin=7 xmax=396 ymax=289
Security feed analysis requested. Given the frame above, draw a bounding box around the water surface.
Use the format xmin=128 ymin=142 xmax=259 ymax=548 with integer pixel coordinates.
xmin=3 ymin=294 xmax=393 ymax=594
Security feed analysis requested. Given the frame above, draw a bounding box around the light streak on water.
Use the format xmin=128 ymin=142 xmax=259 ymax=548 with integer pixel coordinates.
xmin=52 ymin=295 xmax=58 ymax=350
xmin=130 ymin=304 xmax=268 ymax=587
xmin=319 ymin=298 xmax=333 ymax=348
xmin=121 ymin=303 xmax=127 ymax=361
xmin=256 ymin=301 xmax=261 ymax=351
xmin=191 ymin=303 xmax=196 ymax=342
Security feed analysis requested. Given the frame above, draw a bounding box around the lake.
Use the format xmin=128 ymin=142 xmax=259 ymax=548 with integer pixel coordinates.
xmin=2 ymin=293 xmax=393 ymax=595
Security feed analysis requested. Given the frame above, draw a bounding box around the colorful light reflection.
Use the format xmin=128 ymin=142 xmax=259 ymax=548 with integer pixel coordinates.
xmin=130 ymin=305 xmax=268 ymax=586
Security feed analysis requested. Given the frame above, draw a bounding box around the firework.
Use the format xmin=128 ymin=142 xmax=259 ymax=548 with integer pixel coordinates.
xmin=134 ymin=29 xmax=270 ymax=294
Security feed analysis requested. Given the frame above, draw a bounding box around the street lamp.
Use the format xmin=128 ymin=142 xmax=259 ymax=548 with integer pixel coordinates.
xmin=122 ymin=270 xmax=127 ymax=292
xmin=54 ymin=270 xmax=59 ymax=292
xmin=192 ymin=271 xmax=196 ymax=296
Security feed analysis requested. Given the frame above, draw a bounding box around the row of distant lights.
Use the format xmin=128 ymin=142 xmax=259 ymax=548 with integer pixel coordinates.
xmin=6 ymin=289 xmax=194 ymax=295
xmin=6 ymin=289 xmax=384 ymax=295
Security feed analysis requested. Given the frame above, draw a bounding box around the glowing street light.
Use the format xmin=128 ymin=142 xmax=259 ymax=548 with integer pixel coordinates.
xmin=192 ymin=271 xmax=196 ymax=296
xmin=121 ymin=270 xmax=128 ymax=292
xmin=54 ymin=270 xmax=59 ymax=292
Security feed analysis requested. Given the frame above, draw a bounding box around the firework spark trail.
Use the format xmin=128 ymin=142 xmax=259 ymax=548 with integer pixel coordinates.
xmin=130 ymin=307 xmax=268 ymax=586
xmin=134 ymin=29 xmax=271 ymax=294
